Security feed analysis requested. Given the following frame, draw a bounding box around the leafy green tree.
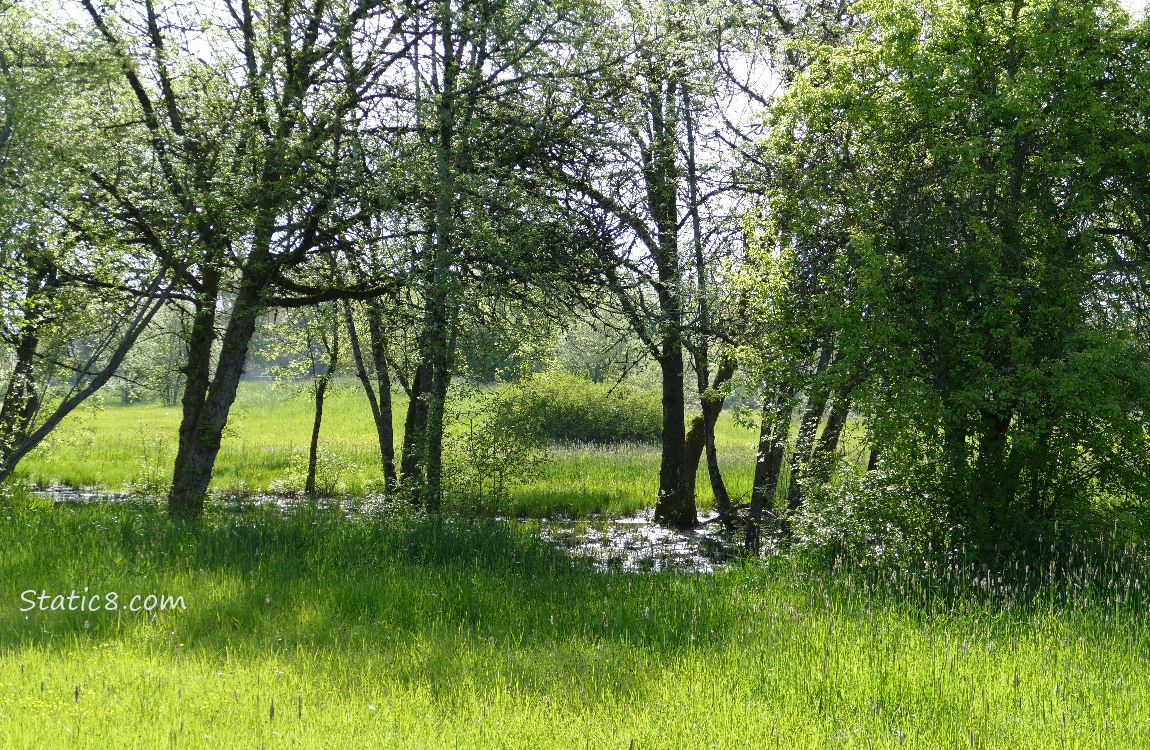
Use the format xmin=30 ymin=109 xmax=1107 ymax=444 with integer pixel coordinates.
xmin=0 ymin=7 xmax=173 ymax=481
xmin=77 ymin=0 xmax=417 ymax=518
xmin=260 ymin=304 xmax=342 ymax=499
xmin=756 ymin=0 xmax=1150 ymax=547
xmin=552 ymin=0 xmax=711 ymax=529
xmin=389 ymin=0 xmax=615 ymax=510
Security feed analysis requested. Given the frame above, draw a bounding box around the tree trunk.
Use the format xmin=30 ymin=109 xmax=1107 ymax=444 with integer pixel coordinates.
xmin=746 ymin=393 xmax=789 ymax=553
xmin=0 ymin=264 xmax=54 ymax=467
xmin=809 ymin=392 xmax=851 ymax=482
xmin=701 ymin=359 xmax=737 ymax=521
xmin=400 ymin=359 xmax=431 ymax=499
xmin=683 ymin=413 xmax=706 ymax=506
xmin=305 ymin=319 xmax=338 ymax=500
xmin=785 ymin=388 xmax=830 ymax=512
xmin=972 ymin=410 xmax=1016 ymax=535
xmin=684 ymin=359 xmax=737 ymax=519
xmin=653 ymin=344 xmax=695 ymax=529
xmin=168 ymin=261 xmax=269 ymax=519
xmin=784 ymin=346 xmax=834 ymax=513
xmin=418 ymin=7 xmax=460 ymax=513
xmin=0 ymin=271 xmax=170 ymax=483
xmin=345 ymin=301 xmax=397 ymax=490
xmin=0 ymin=328 xmax=41 ymax=463
xmin=366 ymin=307 xmax=396 ymax=489
xmin=305 ymin=373 xmax=329 ymax=499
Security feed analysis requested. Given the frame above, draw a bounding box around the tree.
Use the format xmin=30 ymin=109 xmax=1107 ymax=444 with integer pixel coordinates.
xmin=261 ymin=304 xmax=342 ymax=499
xmin=552 ymin=0 xmax=710 ymax=530
xmin=78 ymin=0 xmax=417 ymax=518
xmin=0 ymin=7 xmax=174 ymax=481
xmin=389 ymin=0 xmax=613 ymax=509
xmin=756 ymin=0 xmax=1150 ymax=547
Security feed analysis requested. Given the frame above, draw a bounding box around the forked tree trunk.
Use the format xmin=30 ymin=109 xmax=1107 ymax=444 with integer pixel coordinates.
xmin=345 ymin=301 xmax=396 ymax=489
xmin=400 ymin=360 xmax=431 ymax=499
xmin=168 ymin=260 xmax=271 ymax=519
xmin=683 ymin=359 xmax=737 ymax=518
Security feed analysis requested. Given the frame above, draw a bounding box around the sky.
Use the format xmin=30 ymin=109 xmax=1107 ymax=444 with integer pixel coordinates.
xmin=1122 ymin=0 xmax=1149 ymax=14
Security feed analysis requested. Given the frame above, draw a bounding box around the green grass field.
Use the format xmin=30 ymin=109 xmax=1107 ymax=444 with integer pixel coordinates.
xmin=17 ymin=380 xmax=759 ymax=516
xmin=1 ymin=496 xmax=1148 ymax=748
xmin=9 ymin=381 xmax=1147 ymax=748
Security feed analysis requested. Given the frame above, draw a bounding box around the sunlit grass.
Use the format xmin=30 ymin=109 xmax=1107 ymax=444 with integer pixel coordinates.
xmin=17 ymin=380 xmax=760 ymax=516
xmin=1 ymin=497 xmax=1149 ymax=748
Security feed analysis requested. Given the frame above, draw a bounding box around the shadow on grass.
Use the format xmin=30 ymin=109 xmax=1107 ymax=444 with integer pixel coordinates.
xmin=0 ymin=499 xmax=747 ymax=698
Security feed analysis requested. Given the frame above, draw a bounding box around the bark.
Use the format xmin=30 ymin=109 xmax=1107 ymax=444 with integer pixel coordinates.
xmin=684 ymin=359 xmax=738 ymax=518
xmin=746 ymin=394 xmax=789 ymax=553
xmin=784 ymin=346 xmax=834 ymax=513
xmin=416 ymin=4 xmax=460 ymax=513
xmin=683 ymin=413 xmax=706 ymax=505
xmin=345 ymin=301 xmax=396 ymax=489
xmin=0 ymin=328 xmax=41 ymax=462
xmin=785 ymin=388 xmax=830 ymax=512
xmin=400 ymin=359 xmax=431 ymax=495
xmin=305 ymin=373 xmax=328 ymax=498
xmin=0 ymin=264 xmax=54 ymax=463
xmin=647 ymin=73 xmax=695 ymax=530
xmin=0 ymin=267 xmax=171 ymax=482
xmin=809 ymin=392 xmax=851 ymax=483
xmin=367 ymin=308 xmax=396 ymax=488
xmin=168 ymin=257 xmax=272 ymax=519
xmin=701 ymin=359 xmax=737 ymax=521
xmin=305 ymin=321 xmax=338 ymax=499
xmin=653 ymin=345 xmax=694 ymax=530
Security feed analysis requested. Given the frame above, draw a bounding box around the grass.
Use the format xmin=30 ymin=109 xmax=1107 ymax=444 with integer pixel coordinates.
xmin=1 ymin=494 xmax=1149 ymax=748
xmin=17 ymin=380 xmax=759 ymax=516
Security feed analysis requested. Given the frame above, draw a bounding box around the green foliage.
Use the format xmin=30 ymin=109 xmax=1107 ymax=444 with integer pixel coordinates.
xmin=756 ymin=0 xmax=1150 ymax=546
xmin=790 ymin=459 xmax=951 ymax=565
xmin=500 ymin=370 xmax=662 ymax=445
xmin=455 ymin=302 xmax=559 ymax=383
xmin=444 ymin=383 xmax=549 ymax=512
xmin=266 ymin=447 xmax=350 ymax=498
xmin=553 ymin=316 xmax=656 ymax=387
xmin=107 ymin=309 xmax=189 ymax=406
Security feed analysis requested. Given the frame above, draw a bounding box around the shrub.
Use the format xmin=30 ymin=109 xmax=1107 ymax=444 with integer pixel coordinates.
xmin=502 ymin=371 xmax=661 ymax=445
xmin=445 ymin=385 xmax=549 ymax=513
xmin=790 ymin=459 xmax=950 ymax=566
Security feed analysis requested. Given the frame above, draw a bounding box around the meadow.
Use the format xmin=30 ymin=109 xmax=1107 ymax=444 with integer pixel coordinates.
xmin=1 ymin=494 xmax=1148 ymax=748
xmin=16 ymin=380 xmax=760 ymax=517
xmin=5 ymin=380 xmax=1148 ymax=748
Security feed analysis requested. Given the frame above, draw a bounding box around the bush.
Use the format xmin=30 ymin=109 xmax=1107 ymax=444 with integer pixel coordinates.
xmin=445 ymin=385 xmax=549 ymax=513
xmin=502 ymin=371 xmax=661 ymax=445
xmin=790 ymin=459 xmax=950 ymax=566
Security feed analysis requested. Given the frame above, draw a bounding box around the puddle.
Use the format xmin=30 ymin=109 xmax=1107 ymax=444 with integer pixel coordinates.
xmin=28 ymin=488 xmax=740 ymax=573
xmin=534 ymin=509 xmax=740 ymax=573
xmin=31 ymin=486 xmax=134 ymax=504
